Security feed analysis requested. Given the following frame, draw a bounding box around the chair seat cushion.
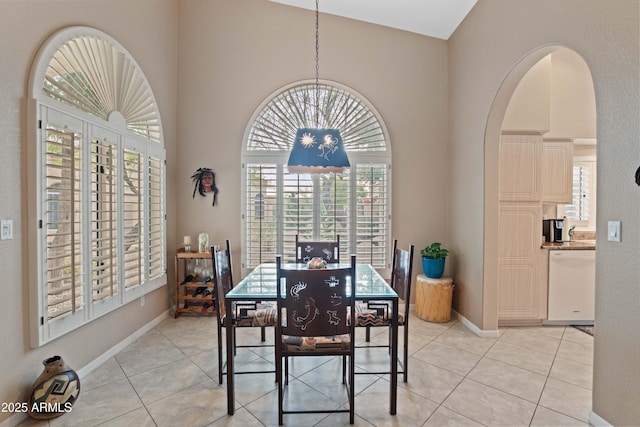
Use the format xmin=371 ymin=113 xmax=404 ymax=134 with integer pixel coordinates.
xmin=355 ymin=301 xmax=405 ymax=327
xmin=281 ymin=335 xmax=351 ymax=352
xmin=221 ymin=305 xmax=278 ymax=327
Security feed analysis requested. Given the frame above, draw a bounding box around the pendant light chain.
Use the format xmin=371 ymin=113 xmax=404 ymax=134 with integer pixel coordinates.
xmin=314 ymin=0 xmax=320 ymax=127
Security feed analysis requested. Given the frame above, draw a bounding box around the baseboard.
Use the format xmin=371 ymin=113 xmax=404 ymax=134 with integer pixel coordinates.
xmin=589 ymin=410 xmax=612 ymax=426
xmin=455 ymin=310 xmax=500 ymax=338
xmin=0 ymin=308 xmax=171 ymax=427
xmin=77 ymin=308 xmax=171 ymax=378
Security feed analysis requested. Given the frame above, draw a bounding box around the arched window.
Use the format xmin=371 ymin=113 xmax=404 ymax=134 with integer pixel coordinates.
xmin=242 ymin=81 xmax=391 ymax=273
xmin=27 ymin=27 xmax=166 ymax=346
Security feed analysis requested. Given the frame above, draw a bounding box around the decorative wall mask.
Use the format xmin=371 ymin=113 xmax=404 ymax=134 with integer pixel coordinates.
xmin=191 ymin=167 xmax=218 ymax=206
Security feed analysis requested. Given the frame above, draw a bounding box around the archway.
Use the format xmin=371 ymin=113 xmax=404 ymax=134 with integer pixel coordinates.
xmin=484 ymin=46 xmax=597 ymax=329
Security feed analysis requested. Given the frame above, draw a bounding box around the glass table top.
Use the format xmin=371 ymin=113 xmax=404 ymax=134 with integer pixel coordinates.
xmin=228 ymin=263 xmax=397 ymax=300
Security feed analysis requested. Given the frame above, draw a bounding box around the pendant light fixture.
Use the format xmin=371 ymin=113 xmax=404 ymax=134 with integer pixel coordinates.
xmin=287 ymin=0 xmax=350 ymax=174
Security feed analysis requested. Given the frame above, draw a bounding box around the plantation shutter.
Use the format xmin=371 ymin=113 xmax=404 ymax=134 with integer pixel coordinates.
xmin=283 ymin=170 xmax=315 ymax=262
xmin=566 ymin=164 xmax=590 ymax=221
xmin=90 ymin=138 xmax=118 ymax=305
xmin=320 ymin=170 xmax=350 ymax=258
xmin=245 ymin=163 xmax=279 ymax=266
xmin=122 ymin=148 xmax=145 ymax=292
xmin=148 ymin=155 xmax=165 ymax=280
xmin=355 ymin=164 xmax=388 ymax=266
xmin=44 ymin=119 xmax=85 ymax=322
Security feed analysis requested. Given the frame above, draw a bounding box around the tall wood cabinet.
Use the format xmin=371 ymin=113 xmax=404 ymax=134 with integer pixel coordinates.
xmin=497 ymin=203 xmax=543 ymax=320
xmin=498 ymin=132 xmax=573 ymax=323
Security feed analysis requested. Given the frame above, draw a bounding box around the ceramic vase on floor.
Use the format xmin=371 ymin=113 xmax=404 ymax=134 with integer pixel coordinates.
xmin=28 ymin=355 xmax=81 ymax=419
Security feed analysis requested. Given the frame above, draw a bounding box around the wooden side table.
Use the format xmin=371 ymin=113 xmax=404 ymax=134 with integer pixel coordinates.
xmin=415 ymin=274 xmax=454 ymax=322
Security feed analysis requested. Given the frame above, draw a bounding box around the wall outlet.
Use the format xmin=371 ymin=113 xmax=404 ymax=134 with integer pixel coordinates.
xmin=1 ymin=220 xmax=13 ymax=240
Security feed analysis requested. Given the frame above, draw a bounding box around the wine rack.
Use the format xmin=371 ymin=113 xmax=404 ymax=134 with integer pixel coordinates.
xmin=174 ymin=248 xmax=216 ymax=318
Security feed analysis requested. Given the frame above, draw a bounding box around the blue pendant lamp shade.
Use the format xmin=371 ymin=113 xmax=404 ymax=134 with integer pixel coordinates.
xmin=287 ymin=128 xmax=350 ymax=174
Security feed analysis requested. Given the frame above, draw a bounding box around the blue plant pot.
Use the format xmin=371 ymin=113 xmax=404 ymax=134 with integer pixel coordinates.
xmin=422 ymin=257 xmax=445 ymax=278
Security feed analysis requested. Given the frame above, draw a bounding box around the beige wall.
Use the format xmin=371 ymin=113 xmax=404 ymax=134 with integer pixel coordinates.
xmin=449 ymin=0 xmax=639 ymax=424
xmin=503 ymin=48 xmax=596 ymax=137
xmin=0 ymin=1 xmax=178 ymax=423
xmin=176 ymin=0 xmax=449 ymax=282
xmin=502 ymin=55 xmax=551 ymax=132
xmin=548 ymin=48 xmax=597 ymax=139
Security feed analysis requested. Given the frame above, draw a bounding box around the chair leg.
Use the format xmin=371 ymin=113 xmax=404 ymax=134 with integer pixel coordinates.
xmin=285 ymin=356 xmax=289 ymax=385
xmin=403 ymin=324 xmax=409 ymax=383
xmin=217 ymin=322 xmax=223 ymax=384
xmin=342 ymin=355 xmax=346 ymax=384
xmin=261 ymin=326 xmax=266 ymax=342
xmin=274 ymin=327 xmax=279 ymax=383
xmin=349 ymin=355 xmax=355 ymax=424
xmin=365 ymin=326 xmax=371 ymax=342
xmin=276 ymin=347 xmax=283 ymax=425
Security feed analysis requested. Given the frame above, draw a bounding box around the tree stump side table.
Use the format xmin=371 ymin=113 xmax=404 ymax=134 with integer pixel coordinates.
xmin=415 ymin=274 xmax=454 ymax=322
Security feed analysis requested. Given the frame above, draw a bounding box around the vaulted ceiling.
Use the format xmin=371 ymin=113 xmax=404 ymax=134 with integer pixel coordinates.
xmin=270 ymin=0 xmax=477 ymax=40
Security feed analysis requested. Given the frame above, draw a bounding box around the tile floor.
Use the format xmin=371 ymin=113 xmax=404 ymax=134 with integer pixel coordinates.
xmin=18 ymin=311 xmax=593 ymax=427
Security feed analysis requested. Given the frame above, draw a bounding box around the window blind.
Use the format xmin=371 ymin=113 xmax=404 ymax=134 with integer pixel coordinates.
xmin=45 ymin=125 xmax=85 ymax=320
xmin=355 ymin=164 xmax=388 ymax=266
xmin=245 ymin=164 xmax=279 ymax=266
xmin=148 ymin=156 xmax=164 ymax=279
xmin=565 ymin=164 xmax=590 ymax=221
xmin=123 ymin=148 xmax=144 ymax=291
xmin=90 ymin=139 xmax=118 ymax=303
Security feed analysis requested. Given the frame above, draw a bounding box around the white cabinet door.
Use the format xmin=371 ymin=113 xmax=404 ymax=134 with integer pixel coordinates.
xmin=498 ymin=203 xmax=544 ymax=321
xmin=499 ymin=133 xmax=542 ymax=201
xmin=541 ymin=140 xmax=574 ymax=203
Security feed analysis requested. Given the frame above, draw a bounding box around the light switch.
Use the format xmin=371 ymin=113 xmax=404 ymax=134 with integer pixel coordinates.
xmin=1 ymin=220 xmax=12 ymax=240
xmin=608 ymin=220 xmax=621 ymax=242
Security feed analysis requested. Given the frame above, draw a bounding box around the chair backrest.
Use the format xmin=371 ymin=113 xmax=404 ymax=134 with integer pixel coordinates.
xmin=212 ymin=239 xmax=233 ymax=320
xmin=295 ymin=234 xmax=340 ymax=263
xmin=390 ymin=240 xmax=414 ymax=308
xmin=277 ymin=254 xmax=355 ymax=338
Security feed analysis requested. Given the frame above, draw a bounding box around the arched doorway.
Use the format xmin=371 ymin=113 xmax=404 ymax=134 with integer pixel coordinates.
xmin=484 ymin=46 xmax=597 ymax=329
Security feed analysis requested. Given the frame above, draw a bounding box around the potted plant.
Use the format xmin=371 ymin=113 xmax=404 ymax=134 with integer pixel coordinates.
xmin=420 ymin=242 xmax=449 ymax=278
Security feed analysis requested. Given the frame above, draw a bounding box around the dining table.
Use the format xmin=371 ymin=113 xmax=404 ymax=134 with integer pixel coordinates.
xmin=223 ymin=261 xmax=399 ymax=416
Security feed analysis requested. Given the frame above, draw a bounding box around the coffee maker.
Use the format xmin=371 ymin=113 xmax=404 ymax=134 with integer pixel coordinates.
xmin=542 ymin=219 xmax=565 ymax=242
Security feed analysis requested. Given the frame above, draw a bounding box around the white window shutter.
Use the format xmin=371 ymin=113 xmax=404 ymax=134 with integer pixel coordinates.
xmin=90 ymin=139 xmax=119 ymax=305
xmin=45 ymin=123 xmax=85 ymax=321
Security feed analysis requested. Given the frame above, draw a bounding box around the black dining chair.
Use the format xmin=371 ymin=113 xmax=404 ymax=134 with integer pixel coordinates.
xmin=275 ymin=254 xmax=356 ymax=425
xmin=295 ymin=234 xmax=340 ymax=263
xmin=355 ymin=239 xmax=414 ymax=382
xmin=212 ymin=240 xmax=277 ymax=384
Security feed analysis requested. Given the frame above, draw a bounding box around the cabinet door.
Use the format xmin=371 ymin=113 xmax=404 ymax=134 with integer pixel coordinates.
xmin=541 ymin=140 xmax=573 ymax=203
xmin=497 ymin=203 xmax=543 ymax=321
xmin=499 ymin=133 xmax=542 ymax=201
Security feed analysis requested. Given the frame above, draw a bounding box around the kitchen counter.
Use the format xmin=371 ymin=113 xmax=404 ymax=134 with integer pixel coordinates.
xmin=541 ymin=240 xmax=596 ymax=250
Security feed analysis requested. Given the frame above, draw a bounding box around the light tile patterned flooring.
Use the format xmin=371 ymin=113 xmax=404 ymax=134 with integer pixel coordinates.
xmin=19 ymin=311 xmax=593 ymax=426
